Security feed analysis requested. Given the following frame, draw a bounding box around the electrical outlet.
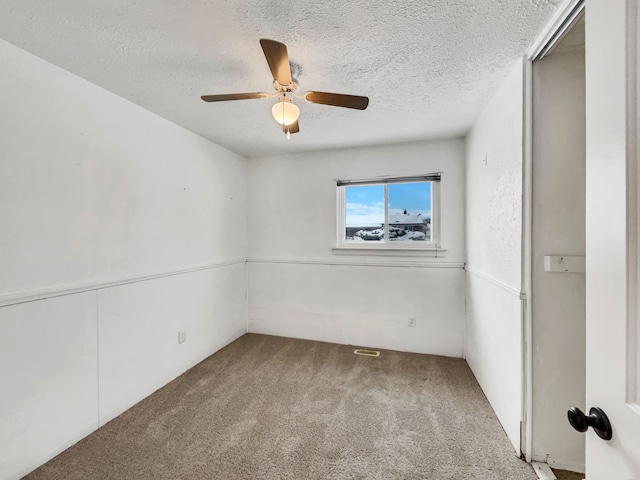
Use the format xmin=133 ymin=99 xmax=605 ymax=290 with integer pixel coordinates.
xmin=408 ymin=318 xmax=416 ymax=327
xmin=178 ymin=329 xmax=186 ymax=344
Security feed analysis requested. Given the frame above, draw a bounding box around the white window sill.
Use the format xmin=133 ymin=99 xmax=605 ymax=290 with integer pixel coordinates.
xmin=332 ymin=246 xmax=446 ymax=257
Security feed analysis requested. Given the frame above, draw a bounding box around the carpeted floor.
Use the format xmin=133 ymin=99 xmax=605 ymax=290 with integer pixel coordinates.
xmin=24 ymin=334 xmax=537 ymax=479
xmin=553 ymin=468 xmax=584 ymax=480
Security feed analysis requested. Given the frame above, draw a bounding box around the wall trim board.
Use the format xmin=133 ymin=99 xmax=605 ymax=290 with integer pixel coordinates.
xmin=1 ymin=255 xmax=463 ymax=310
xmin=247 ymin=257 xmax=464 ymax=269
xmin=245 ymin=261 xmax=250 ymax=334
xmin=626 ymin=0 xmax=640 ymax=415
xmin=523 ymin=55 xmax=535 ymax=464
xmin=531 ymin=455 xmax=585 ymax=475
xmin=0 ymin=258 xmax=247 ymax=308
xmin=465 ymin=265 xmax=525 ymax=299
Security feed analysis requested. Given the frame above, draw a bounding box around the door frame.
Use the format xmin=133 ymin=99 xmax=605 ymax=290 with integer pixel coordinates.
xmin=626 ymin=0 xmax=639 ymax=415
xmin=521 ymin=0 xmax=585 ymax=463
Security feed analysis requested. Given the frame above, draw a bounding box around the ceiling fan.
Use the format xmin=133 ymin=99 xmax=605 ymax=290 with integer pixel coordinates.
xmin=201 ymin=39 xmax=369 ymax=138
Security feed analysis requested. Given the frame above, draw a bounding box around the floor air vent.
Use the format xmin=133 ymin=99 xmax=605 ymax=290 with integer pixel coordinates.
xmin=354 ymin=349 xmax=380 ymax=357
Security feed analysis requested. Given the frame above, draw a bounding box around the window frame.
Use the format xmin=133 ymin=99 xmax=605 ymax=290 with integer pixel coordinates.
xmin=335 ymin=174 xmax=442 ymax=252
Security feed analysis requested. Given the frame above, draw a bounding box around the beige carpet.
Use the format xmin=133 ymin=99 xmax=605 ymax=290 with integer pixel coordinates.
xmin=553 ymin=468 xmax=584 ymax=480
xmin=24 ymin=334 xmax=536 ymax=479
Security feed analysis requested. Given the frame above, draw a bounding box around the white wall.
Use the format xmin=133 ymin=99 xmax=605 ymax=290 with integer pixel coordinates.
xmin=0 ymin=39 xmax=247 ymax=480
xmin=465 ymin=59 xmax=525 ymax=452
xmin=247 ymin=139 xmax=465 ymax=356
xmin=531 ymin=45 xmax=586 ymax=472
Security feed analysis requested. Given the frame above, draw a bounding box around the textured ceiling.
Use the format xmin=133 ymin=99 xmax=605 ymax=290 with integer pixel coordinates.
xmin=0 ymin=0 xmax=561 ymax=157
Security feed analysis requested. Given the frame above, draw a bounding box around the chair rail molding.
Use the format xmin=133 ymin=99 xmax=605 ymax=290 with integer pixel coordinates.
xmin=464 ymin=265 xmax=526 ymax=299
xmin=248 ymin=256 xmax=464 ymax=269
xmin=0 ymin=258 xmax=247 ymax=308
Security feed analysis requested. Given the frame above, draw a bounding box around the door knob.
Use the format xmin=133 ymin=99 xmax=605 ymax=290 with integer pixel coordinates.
xmin=567 ymin=406 xmax=613 ymax=440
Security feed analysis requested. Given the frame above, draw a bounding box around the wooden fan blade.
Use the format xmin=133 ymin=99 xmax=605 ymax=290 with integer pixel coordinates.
xmin=260 ymin=39 xmax=292 ymax=86
xmin=304 ymin=91 xmax=369 ymax=110
xmin=286 ymin=120 xmax=300 ymax=134
xmin=201 ymin=92 xmax=269 ymax=102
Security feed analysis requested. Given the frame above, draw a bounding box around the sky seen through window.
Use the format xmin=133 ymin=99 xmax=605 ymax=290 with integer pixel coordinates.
xmin=345 ymin=182 xmax=432 ymax=227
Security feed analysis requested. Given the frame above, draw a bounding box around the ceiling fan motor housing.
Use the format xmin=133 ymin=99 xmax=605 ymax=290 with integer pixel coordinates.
xmin=277 ymin=90 xmax=295 ymax=103
xmin=273 ymin=79 xmax=298 ymax=95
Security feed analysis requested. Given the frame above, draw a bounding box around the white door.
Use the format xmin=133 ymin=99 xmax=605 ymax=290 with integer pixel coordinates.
xmin=584 ymin=0 xmax=640 ymax=478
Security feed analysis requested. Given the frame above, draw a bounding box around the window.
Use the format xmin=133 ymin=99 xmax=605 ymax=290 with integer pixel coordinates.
xmin=336 ymin=174 xmax=441 ymax=250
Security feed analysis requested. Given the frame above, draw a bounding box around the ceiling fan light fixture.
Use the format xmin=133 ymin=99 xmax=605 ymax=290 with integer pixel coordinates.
xmin=271 ymin=101 xmax=300 ymax=126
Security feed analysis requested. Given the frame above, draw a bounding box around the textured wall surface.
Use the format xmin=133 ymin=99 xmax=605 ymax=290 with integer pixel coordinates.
xmin=464 ymin=59 xmax=525 ymax=453
xmin=466 ymin=60 xmax=524 ymax=288
xmin=0 ymin=0 xmax=561 ymax=156
xmin=0 ymin=41 xmax=248 ymax=480
xmin=0 ymin=39 xmax=247 ymax=296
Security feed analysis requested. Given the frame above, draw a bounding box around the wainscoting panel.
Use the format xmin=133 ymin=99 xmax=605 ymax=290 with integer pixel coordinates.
xmin=0 ymin=293 xmax=99 ymax=480
xmin=465 ymin=269 xmax=523 ymax=452
xmin=248 ymin=260 xmax=464 ymax=356
xmin=98 ymin=263 xmax=246 ymax=425
xmin=0 ymin=262 xmax=247 ymax=480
